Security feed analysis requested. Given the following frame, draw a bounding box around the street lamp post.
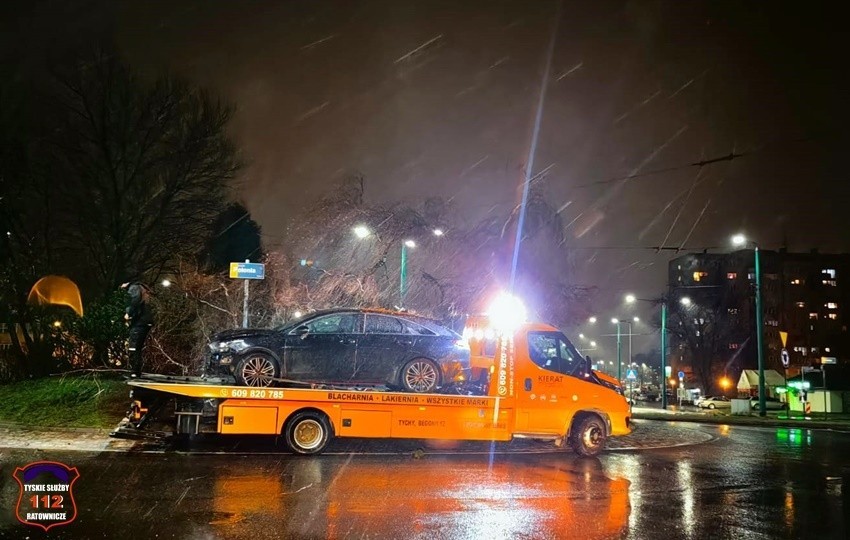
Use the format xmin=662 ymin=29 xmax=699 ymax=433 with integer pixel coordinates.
xmin=611 ymin=318 xmax=634 ymax=382
xmin=400 ymin=239 xmax=415 ymax=308
xmin=626 ymin=294 xmax=692 ymax=410
xmin=733 ymin=233 xmax=766 ymax=417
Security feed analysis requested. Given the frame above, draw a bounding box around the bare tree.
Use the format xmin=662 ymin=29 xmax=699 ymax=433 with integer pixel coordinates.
xmin=48 ymin=52 xmax=240 ymax=296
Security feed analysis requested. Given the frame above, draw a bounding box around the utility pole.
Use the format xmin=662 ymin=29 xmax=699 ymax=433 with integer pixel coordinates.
xmin=661 ymin=302 xmax=668 ymax=409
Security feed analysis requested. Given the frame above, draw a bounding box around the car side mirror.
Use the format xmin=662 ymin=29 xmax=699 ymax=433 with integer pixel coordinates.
xmin=295 ymin=326 xmax=309 ymax=339
xmin=585 ymin=355 xmax=592 ymax=373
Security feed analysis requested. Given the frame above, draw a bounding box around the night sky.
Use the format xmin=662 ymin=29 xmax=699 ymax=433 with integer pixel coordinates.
xmin=4 ymin=1 xmax=848 ymax=354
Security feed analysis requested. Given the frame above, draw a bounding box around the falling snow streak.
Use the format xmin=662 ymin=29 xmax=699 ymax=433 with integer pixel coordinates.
xmin=393 ymin=34 xmax=443 ymax=63
xmin=668 ymin=69 xmax=710 ymax=99
xmin=489 ymin=56 xmax=510 ymax=70
xmin=300 ymin=34 xmax=337 ymax=51
xmin=556 ymin=62 xmax=583 ymax=81
xmin=614 ymin=89 xmax=662 ymax=124
xmin=294 ymin=101 xmax=330 ymax=124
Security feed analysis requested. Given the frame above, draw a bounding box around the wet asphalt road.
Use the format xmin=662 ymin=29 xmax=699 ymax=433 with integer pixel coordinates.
xmin=1 ymin=421 xmax=848 ymax=539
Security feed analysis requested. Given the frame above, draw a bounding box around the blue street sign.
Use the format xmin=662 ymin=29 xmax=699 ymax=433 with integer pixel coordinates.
xmin=229 ymin=262 xmax=265 ymax=280
xmin=626 ymin=369 xmax=638 ymax=381
xmin=678 ymin=370 xmax=685 ymax=380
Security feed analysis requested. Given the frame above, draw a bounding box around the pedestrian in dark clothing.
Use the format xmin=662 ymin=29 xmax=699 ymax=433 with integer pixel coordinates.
xmin=121 ymin=282 xmax=154 ymax=377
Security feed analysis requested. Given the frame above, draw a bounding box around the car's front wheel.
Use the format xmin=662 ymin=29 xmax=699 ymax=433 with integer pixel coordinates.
xmin=235 ymin=353 xmax=279 ymax=387
xmin=568 ymin=414 xmax=607 ymax=457
xmin=402 ymin=358 xmax=440 ymax=393
xmin=708 ymin=403 xmax=715 ymax=409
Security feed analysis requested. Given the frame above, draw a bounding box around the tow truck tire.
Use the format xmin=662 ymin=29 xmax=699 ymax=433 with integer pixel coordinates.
xmin=401 ymin=358 xmax=440 ymax=393
xmin=568 ymin=414 xmax=607 ymax=457
xmin=284 ymin=411 xmax=331 ymax=455
xmin=235 ymin=353 xmax=279 ymax=387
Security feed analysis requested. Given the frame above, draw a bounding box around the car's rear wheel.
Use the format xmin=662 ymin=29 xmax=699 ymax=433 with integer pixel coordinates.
xmin=402 ymin=358 xmax=440 ymax=393
xmin=284 ymin=411 xmax=331 ymax=455
xmin=235 ymin=353 xmax=279 ymax=387
xmin=708 ymin=403 xmax=715 ymax=409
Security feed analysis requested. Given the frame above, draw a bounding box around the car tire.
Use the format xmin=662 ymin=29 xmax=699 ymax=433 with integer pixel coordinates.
xmin=708 ymin=403 xmax=715 ymax=410
xmin=401 ymin=358 xmax=440 ymax=393
xmin=235 ymin=353 xmax=279 ymax=387
xmin=568 ymin=414 xmax=607 ymax=457
xmin=284 ymin=411 xmax=332 ymax=455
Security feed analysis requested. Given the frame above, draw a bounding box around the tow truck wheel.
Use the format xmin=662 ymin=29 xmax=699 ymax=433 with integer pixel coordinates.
xmin=568 ymin=414 xmax=607 ymax=457
xmin=284 ymin=411 xmax=331 ymax=455
xmin=402 ymin=358 xmax=440 ymax=393
xmin=235 ymin=353 xmax=279 ymax=387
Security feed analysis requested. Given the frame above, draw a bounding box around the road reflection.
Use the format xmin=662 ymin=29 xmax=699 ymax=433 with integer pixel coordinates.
xmin=206 ymin=454 xmax=630 ymax=538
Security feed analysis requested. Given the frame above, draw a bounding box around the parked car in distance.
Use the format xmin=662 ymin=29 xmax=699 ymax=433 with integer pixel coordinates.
xmin=750 ymin=396 xmax=785 ymax=410
xmin=698 ymin=396 xmax=732 ymax=409
xmin=205 ymin=308 xmax=471 ymax=392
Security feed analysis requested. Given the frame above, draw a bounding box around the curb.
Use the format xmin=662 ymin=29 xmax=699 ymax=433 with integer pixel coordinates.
xmin=633 ymin=412 xmax=850 ymax=431
xmin=0 ymin=422 xmax=113 ymax=435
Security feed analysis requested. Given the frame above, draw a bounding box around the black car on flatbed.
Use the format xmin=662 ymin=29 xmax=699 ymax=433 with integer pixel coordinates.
xmin=205 ymin=308 xmax=471 ymax=392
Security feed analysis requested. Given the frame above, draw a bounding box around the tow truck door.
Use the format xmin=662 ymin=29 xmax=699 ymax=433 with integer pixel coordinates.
xmin=515 ymin=331 xmax=579 ymax=434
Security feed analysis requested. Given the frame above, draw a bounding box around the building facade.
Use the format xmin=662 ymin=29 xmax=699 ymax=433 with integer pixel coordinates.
xmin=668 ymin=249 xmax=850 ymax=380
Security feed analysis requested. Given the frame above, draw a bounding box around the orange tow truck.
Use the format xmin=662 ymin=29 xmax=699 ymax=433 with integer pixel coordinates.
xmin=113 ymin=317 xmax=631 ymax=456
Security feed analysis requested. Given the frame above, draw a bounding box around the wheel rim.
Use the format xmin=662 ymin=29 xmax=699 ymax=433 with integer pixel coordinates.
xmin=241 ymin=356 xmax=276 ymax=387
xmin=583 ymin=424 xmax=603 ymax=449
xmin=293 ymin=419 xmax=323 ymax=450
xmin=404 ymin=360 xmax=437 ymax=392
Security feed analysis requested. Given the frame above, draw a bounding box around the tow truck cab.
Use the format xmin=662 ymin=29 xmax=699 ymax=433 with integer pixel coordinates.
xmin=116 ymin=321 xmax=631 ymax=456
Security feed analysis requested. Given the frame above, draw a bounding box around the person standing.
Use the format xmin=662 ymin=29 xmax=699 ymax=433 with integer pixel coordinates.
xmin=121 ymin=282 xmax=154 ymax=377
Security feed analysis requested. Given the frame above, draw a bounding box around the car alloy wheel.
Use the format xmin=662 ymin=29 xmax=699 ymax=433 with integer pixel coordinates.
xmin=403 ymin=359 xmax=439 ymax=393
xmin=237 ymin=354 xmax=277 ymax=387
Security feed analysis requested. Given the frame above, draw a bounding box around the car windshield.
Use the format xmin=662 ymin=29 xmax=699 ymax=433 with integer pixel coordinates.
xmin=527 ymin=331 xmax=585 ymax=378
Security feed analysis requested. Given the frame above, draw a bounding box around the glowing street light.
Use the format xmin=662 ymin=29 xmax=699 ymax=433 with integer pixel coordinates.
xmin=353 ymin=225 xmax=371 ymax=239
xmin=432 ymin=228 xmax=444 ymax=237
xmin=633 ymin=316 xmax=640 ymax=323
xmin=610 ymin=317 xmax=619 ymax=325
xmin=578 ymin=333 xmax=585 ymax=339
xmin=404 ymin=239 xmax=416 ymax=248
xmin=680 ymin=297 xmax=692 ymax=306
xmin=625 ymin=294 xmax=636 ymax=304
xmin=293 ymin=310 xmax=303 ymax=319
xmin=590 ymin=341 xmax=597 ymax=347
xmin=161 ymin=279 xmax=172 ymax=287
xmin=588 ymin=316 xmax=597 ymax=324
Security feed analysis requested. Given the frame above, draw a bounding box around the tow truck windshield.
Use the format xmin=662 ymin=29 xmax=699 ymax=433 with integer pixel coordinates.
xmin=527 ymin=331 xmax=587 ymax=379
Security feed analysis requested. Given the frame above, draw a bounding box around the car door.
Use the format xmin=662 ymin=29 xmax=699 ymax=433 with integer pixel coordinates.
xmin=284 ymin=313 xmax=362 ymax=383
xmin=358 ymin=315 xmax=411 ymax=384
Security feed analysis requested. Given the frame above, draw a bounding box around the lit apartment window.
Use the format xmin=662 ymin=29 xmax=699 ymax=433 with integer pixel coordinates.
xmin=728 ymin=343 xmax=739 ymax=350
xmin=693 ymin=271 xmax=708 ymax=282
xmin=809 ymin=313 xmax=818 ymax=320
xmin=790 ymin=278 xmax=803 ymax=285
xmin=748 ymin=272 xmax=755 ymax=280
xmin=823 ymin=280 xmax=837 ymax=286
xmin=766 ymin=320 xmax=779 ymax=327
xmin=822 ymin=269 xmax=837 ymax=279
xmin=728 ymin=308 xmax=739 ymax=315
xmin=825 ymin=347 xmax=831 ymax=353
xmin=795 ymin=302 xmax=805 ymax=308
xmin=727 ymin=272 xmax=737 ymax=280
xmin=828 ymin=313 xmax=838 ymax=320
xmin=826 ymin=302 xmax=838 ymax=309
xmin=811 ymin=347 xmax=819 ymax=353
